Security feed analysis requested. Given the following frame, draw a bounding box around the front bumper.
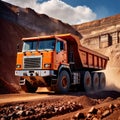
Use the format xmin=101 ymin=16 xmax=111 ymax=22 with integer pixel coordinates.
xmin=15 ymin=70 xmax=55 ymax=77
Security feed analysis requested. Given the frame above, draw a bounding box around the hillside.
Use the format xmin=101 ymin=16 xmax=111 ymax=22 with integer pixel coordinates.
xmin=0 ymin=1 xmax=81 ymax=37
xmin=0 ymin=18 xmax=36 ymax=93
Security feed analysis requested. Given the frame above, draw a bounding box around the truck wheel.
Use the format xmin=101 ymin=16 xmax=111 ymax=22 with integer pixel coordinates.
xmin=91 ymin=72 xmax=99 ymax=91
xmin=56 ymin=70 xmax=70 ymax=93
xmin=82 ymin=71 xmax=92 ymax=92
xmin=21 ymin=80 xmax=38 ymax=93
xmin=99 ymin=72 xmax=106 ymax=89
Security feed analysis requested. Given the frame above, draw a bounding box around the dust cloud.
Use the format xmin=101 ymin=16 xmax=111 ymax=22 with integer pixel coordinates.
xmin=105 ymin=67 xmax=120 ymax=92
xmin=97 ymin=44 xmax=120 ymax=92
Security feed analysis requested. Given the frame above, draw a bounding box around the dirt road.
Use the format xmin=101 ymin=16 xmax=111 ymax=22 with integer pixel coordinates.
xmin=0 ymin=93 xmax=50 ymax=104
xmin=0 ymin=90 xmax=120 ymax=120
xmin=0 ymin=88 xmax=53 ymax=104
xmin=0 ymin=91 xmax=120 ymax=120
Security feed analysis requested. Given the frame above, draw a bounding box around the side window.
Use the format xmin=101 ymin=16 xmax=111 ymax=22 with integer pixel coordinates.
xmin=56 ymin=41 xmax=64 ymax=53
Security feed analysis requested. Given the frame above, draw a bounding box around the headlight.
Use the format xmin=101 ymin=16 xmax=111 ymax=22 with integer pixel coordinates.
xmin=44 ymin=64 xmax=51 ymax=68
xmin=16 ymin=64 xmax=21 ymax=68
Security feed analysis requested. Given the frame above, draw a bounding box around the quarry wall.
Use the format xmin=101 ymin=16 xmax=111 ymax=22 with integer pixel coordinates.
xmin=74 ymin=14 xmax=120 ymax=49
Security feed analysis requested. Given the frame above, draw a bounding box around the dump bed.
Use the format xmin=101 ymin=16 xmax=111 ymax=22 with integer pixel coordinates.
xmin=56 ymin=33 xmax=109 ymax=70
xmin=79 ymin=46 xmax=109 ymax=70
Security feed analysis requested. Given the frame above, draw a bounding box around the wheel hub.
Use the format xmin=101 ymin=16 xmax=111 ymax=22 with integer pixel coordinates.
xmin=62 ymin=76 xmax=67 ymax=88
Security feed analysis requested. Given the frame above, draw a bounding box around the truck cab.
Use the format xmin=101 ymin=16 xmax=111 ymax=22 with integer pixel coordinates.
xmin=15 ymin=35 xmax=71 ymax=93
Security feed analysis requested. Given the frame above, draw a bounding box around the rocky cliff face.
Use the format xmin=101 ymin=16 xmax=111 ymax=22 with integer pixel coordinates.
xmin=73 ymin=14 xmax=120 ymax=49
xmin=74 ymin=14 xmax=120 ymax=38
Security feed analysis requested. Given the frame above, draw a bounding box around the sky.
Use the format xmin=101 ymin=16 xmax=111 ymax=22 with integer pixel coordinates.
xmin=2 ymin=0 xmax=120 ymax=25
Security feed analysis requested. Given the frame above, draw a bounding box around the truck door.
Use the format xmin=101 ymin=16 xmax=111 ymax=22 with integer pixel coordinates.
xmin=55 ymin=40 xmax=67 ymax=67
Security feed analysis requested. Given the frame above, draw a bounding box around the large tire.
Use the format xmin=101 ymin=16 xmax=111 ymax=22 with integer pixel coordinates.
xmin=91 ymin=72 xmax=99 ymax=91
xmin=82 ymin=71 xmax=92 ymax=92
xmin=99 ymin=72 xmax=106 ymax=89
xmin=56 ymin=70 xmax=70 ymax=93
xmin=21 ymin=79 xmax=38 ymax=93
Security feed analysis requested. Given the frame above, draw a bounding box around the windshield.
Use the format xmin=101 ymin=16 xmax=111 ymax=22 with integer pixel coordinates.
xmin=22 ymin=39 xmax=55 ymax=52
xmin=22 ymin=41 xmax=37 ymax=52
xmin=38 ymin=39 xmax=55 ymax=50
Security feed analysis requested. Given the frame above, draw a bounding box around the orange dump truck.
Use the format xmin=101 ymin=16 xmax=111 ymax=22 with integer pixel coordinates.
xmin=15 ymin=33 xmax=109 ymax=93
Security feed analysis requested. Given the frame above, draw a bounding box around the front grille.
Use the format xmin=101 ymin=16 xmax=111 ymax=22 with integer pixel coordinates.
xmin=24 ymin=56 xmax=42 ymax=69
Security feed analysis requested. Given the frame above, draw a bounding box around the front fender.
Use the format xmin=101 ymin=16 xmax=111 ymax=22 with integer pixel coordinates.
xmin=58 ymin=64 xmax=72 ymax=81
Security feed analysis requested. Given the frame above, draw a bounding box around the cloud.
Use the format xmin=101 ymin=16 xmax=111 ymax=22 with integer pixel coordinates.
xmin=2 ymin=0 xmax=96 ymax=24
